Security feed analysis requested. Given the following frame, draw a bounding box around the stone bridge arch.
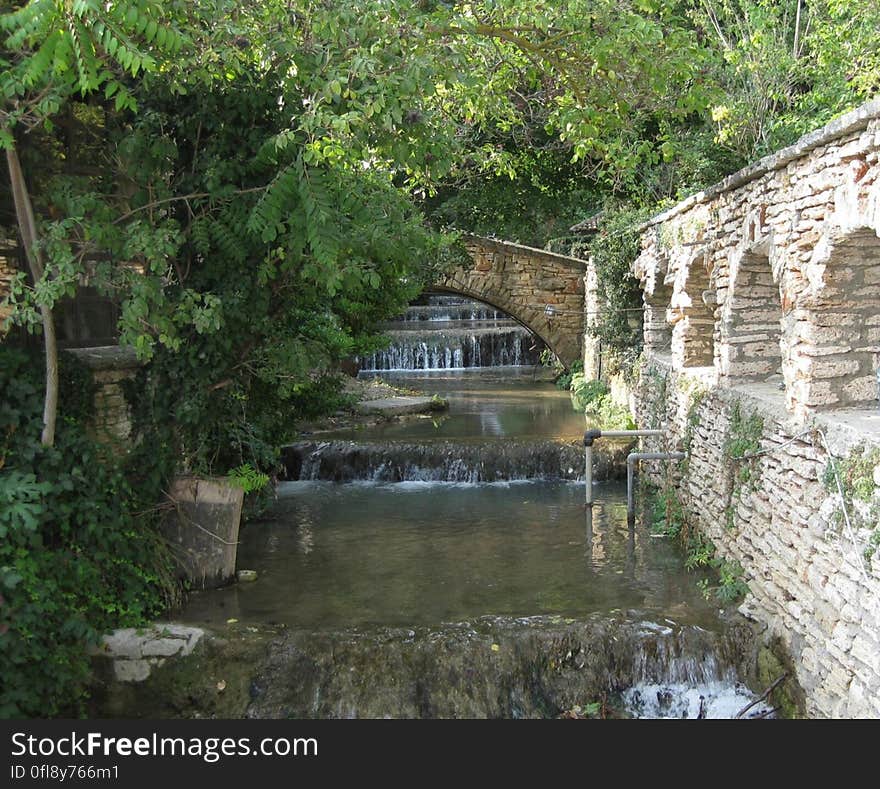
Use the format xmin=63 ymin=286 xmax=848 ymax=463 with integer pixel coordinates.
xmin=432 ymin=235 xmax=585 ymax=368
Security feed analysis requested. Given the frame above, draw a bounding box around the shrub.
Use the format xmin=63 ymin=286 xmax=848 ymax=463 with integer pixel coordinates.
xmin=0 ymin=347 xmax=178 ymax=718
xmin=569 ymin=374 xmax=636 ymax=430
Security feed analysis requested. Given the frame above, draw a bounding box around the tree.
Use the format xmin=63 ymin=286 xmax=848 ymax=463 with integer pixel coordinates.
xmin=691 ymin=0 xmax=880 ymax=158
xmin=1 ymin=0 xmax=183 ymax=445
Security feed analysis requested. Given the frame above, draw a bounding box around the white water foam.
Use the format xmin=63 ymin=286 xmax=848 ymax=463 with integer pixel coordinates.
xmin=622 ymin=681 xmax=774 ymax=719
xmin=275 ymin=479 xmax=543 ymax=495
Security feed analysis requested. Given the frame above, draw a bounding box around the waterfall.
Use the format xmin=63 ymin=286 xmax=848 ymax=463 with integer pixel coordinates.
xmin=282 ymin=440 xmax=624 ymax=482
xmin=360 ymin=296 xmax=543 ymax=371
xmin=239 ymin=614 xmax=771 ymax=719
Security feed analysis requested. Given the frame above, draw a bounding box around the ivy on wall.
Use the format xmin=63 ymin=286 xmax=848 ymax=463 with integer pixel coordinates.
xmin=0 ymin=347 xmax=179 ymax=718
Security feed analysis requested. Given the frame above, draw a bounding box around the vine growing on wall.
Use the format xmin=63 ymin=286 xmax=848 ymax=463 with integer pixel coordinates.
xmin=643 ymin=384 xmax=752 ymax=605
xmin=0 ymin=347 xmax=179 ymax=718
xmin=640 ymin=365 xmax=669 ymax=431
xmin=678 ymin=379 xmax=709 ymax=476
xmin=579 ymin=204 xmax=654 ymax=381
xmin=822 ymin=444 xmax=880 ymax=562
xmin=722 ymin=400 xmax=764 ymax=530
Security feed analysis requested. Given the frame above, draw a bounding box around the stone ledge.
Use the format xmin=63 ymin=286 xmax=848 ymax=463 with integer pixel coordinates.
xmin=355 ymin=395 xmax=447 ymax=416
xmin=641 ymin=98 xmax=880 ymax=230
xmin=462 ymin=233 xmax=589 ymax=268
xmin=65 ymin=345 xmax=142 ymax=371
xmin=89 ymin=624 xmax=205 ymax=684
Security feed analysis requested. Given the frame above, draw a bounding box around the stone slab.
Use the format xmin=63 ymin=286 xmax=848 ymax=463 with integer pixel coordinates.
xmin=355 ymin=396 xmax=447 ymax=416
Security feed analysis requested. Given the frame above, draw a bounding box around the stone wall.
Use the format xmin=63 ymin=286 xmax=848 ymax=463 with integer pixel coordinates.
xmin=636 ymin=358 xmax=880 ymax=718
xmin=436 ymin=234 xmax=585 ymax=367
xmin=629 ymin=100 xmax=880 ymax=718
xmin=582 ymin=259 xmax=602 ymax=379
xmin=634 ymin=100 xmax=880 ymax=420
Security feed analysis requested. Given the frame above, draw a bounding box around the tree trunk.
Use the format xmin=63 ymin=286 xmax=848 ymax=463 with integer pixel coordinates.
xmin=6 ymin=144 xmax=58 ymax=447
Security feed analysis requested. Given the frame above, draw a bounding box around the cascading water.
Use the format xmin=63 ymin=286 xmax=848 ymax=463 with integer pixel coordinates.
xmin=358 ymin=295 xmax=543 ymax=371
xmin=165 ymin=297 xmax=781 ymax=720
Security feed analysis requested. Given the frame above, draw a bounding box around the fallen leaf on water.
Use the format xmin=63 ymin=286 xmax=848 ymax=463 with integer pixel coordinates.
xmin=490 ymin=644 xmax=500 ymax=652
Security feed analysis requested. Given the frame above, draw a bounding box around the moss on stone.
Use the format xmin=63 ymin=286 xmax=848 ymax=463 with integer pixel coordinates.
xmin=88 ymin=623 xmax=283 ymax=718
xmin=756 ymin=639 xmax=806 ymax=719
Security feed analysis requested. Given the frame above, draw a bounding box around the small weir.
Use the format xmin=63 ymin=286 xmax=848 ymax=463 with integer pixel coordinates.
xmin=282 ymin=440 xmax=624 ymax=483
xmin=171 ymin=295 xmax=774 ymax=719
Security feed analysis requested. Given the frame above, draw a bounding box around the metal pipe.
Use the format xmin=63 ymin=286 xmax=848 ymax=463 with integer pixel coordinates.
xmin=584 ymin=443 xmax=594 ymax=504
xmin=626 ymin=451 xmax=686 ymax=523
xmin=597 ymin=430 xmax=666 ymax=439
xmin=583 ymin=428 xmax=668 ymax=507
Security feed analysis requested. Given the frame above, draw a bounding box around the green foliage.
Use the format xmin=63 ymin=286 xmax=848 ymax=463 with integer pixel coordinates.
xmin=425 ymin=154 xmax=601 ymax=248
xmin=713 ymin=559 xmax=750 ymax=603
xmin=0 ymin=347 xmax=178 ymax=718
xmin=724 ymin=402 xmax=764 ymax=459
xmin=554 ymin=359 xmax=583 ymax=391
xmin=681 ymin=386 xmax=708 ymax=455
xmin=823 ymin=445 xmax=880 ymax=504
xmin=227 ymin=463 xmax=270 ymax=494
xmin=0 ymin=0 xmax=185 ymax=134
xmin=651 ymin=485 xmax=687 ymax=541
xmin=570 ymin=376 xmax=610 ymax=411
xmin=692 ymin=0 xmax=880 ymax=159
xmin=569 ymin=374 xmax=636 ymax=430
xmin=685 ymin=532 xmax=716 ymax=571
xmin=724 ymin=401 xmax=764 ymax=487
xmin=580 ymin=205 xmax=652 ymax=378
xmin=0 ymin=3 xmax=873 ymax=713
xmin=651 ymin=485 xmax=749 ymax=604
xmin=822 ymin=444 xmax=880 ymax=560
xmin=106 ymin=73 xmax=447 ymax=480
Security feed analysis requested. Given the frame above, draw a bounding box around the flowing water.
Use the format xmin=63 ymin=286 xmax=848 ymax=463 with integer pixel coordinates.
xmin=178 ymin=296 xmax=772 ymax=718
xmin=182 ymin=481 xmax=720 ymax=629
xmin=358 ymin=295 xmax=543 ymax=371
xmin=324 ymin=367 xmax=588 ymax=442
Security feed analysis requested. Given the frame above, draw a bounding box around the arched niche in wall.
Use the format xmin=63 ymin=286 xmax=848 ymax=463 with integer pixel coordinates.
xmin=668 ymin=247 xmax=715 ymax=368
xmin=644 ymin=278 xmax=673 ymax=354
xmin=719 ymin=239 xmax=784 ymax=384
xmin=633 ymin=238 xmax=673 ymax=356
xmin=787 ymin=225 xmax=880 ymax=414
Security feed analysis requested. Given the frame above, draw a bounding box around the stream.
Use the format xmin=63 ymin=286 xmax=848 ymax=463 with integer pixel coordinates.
xmin=176 ymin=296 xmax=773 ymax=718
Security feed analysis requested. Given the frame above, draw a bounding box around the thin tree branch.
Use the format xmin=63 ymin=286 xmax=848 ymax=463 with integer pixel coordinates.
xmin=112 ymin=186 xmax=267 ymax=225
xmin=735 ymin=673 xmax=788 ymax=718
xmin=6 ymin=143 xmax=58 ymax=446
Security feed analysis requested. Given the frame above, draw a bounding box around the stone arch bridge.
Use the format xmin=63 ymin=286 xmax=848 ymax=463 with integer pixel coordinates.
xmin=431 ymin=234 xmax=586 ymax=368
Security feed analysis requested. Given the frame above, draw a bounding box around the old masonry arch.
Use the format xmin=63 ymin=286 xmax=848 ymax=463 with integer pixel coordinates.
xmin=432 ymin=235 xmax=586 ymax=369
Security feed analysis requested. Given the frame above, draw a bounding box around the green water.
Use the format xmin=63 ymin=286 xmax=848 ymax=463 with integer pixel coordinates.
xmin=180 ymin=480 xmax=720 ymax=630
xmin=325 ymin=367 xmax=588 ymax=442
